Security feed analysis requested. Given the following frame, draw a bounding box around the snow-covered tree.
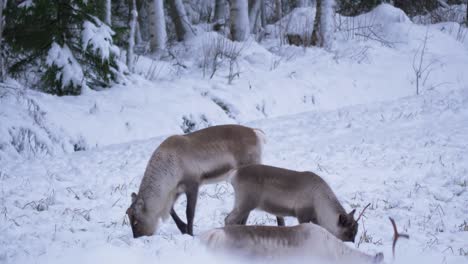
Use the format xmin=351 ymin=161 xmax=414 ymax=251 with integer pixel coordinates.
xmin=4 ymin=0 xmax=122 ymax=95
xmin=127 ymin=0 xmax=137 ymax=72
xmin=168 ymin=0 xmax=194 ymax=41
xmin=230 ymin=0 xmax=250 ymax=41
xmin=148 ymin=0 xmax=167 ymax=52
xmin=311 ymin=0 xmax=335 ymax=50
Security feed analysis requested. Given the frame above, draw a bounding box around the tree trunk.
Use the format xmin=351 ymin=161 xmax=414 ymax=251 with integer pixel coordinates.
xmin=249 ymin=0 xmax=262 ymax=33
xmin=230 ymin=0 xmax=250 ymax=41
xmin=138 ymin=0 xmax=150 ymax=42
xmin=261 ymin=0 xmax=266 ymax=27
xmin=149 ymin=0 xmax=167 ymax=53
xmin=0 ymin=0 xmax=5 ymax=81
xmin=275 ymin=0 xmax=283 ymax=21
xmin=105 ymin=0 xmax=112 ymax=25
xmin=168 ymin=0 xmax=194 ymax=41
xmin=311 ymin=0 xmax=322 ymax=46
xmin=127 ymin=0 xmax=137 ymax=72
xmin=214 ymin=0 xmax=227 ymax=23
xmin=311 ymin=0 xmax=334 ymax=49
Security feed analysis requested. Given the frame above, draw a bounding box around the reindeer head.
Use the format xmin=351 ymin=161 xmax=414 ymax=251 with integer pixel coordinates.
xmin=337 ymin=209 xmax=358 ymax=242
xmin=126 ymin=192 xmax=156 ymax=238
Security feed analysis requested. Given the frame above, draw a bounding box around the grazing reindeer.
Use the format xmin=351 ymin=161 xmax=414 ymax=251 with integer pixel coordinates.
xmin=126 ymin=125 xmax=264 ymax=238
xmin=225 ymin=164 xmax=359 ymax=242
xmin=200 ymin=223 xmax=384 ymax=263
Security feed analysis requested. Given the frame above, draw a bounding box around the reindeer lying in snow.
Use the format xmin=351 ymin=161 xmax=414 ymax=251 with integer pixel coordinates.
xmin=225 ymin=164 xmax=360 ymax=242
xmin=200 ymin=223 xmax=384 ymax=263
xmin=126 ymin=125 xmax=265 ymax=238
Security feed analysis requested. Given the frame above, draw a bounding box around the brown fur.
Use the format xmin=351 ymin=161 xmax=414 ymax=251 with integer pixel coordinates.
xmin=201 ymin=223 xmax=383 ymax=263
xmin=127 ymin=125 xmax=264 ymax=238
xmin=225 ymin=164 xmax=358 ymax=242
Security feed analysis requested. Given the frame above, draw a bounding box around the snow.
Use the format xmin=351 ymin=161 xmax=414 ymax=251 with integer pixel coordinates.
xmin=45 ymin=42 xmax=85 ymax=90
xmin=81 ymin=20 xmax=120 ymax=62
xmin=1 ymin=4 xmax=468 ymax=264
xmin=1 ymin=87 xmax=467 ymax=264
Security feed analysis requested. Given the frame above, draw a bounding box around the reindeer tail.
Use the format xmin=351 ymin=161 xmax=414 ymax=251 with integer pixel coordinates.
xmin=199 ymin=228 xmax=227 ymax=249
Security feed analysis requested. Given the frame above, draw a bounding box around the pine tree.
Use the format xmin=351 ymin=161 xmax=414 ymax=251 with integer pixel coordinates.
xmin=4 ymin=0 xmax=122 ymax=95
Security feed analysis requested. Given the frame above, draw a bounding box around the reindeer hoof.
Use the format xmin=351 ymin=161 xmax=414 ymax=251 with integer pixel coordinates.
xmin=373 ymin=253 xmax=384 ymax=263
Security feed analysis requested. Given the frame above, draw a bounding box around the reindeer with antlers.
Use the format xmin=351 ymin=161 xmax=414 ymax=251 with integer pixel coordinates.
xmin=225 ymin=164 xmax=368 ymax=242
xmin=203 ymin=209 xmax=408 ymax=263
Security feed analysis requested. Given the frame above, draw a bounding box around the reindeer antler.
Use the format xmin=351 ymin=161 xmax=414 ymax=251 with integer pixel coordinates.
xmin=356 ymin=203 xmax=371 ymax=222
xmin=389 ymin=217 xmax=409 ymax=259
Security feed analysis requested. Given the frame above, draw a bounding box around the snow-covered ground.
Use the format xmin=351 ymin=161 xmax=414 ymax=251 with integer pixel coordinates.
xmin=0 ymin=4 xmax=467 ymax=264
xmin=1 ymin=86 xmax=467 ymax=264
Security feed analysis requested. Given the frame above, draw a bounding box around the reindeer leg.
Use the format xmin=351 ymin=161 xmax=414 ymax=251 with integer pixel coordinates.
xmin=170 ymin=207 xmax=188 ymax=234
xmin=297 ymin=208 xmax=318 ymax=224
xmin=240 ymin=212 xmax=251 ymax=225
xmin=226 ymin=208 xmax=252 ymax=225
xmin=185 ymin=183 xmax=199 ymax=236
xmin=276 ymin=216 xmax=285 ymax=226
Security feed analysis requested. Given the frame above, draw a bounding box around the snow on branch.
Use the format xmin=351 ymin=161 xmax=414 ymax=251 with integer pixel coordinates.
xmin=81 ymin=20 xmax=119 ymax=62
xmin=45 ymin=43 xmax=84 ymax=90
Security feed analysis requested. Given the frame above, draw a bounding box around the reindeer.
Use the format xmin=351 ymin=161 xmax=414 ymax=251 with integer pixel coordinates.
xmin=126 ymin=125 xmax=265 ymax=238
xmin=225 ymin=164 xmax=360 ymax=242
xmin=201 ymin=218 xmax=408 ymax=262
xmin=200 ymin=223 xmax=384 ymax=263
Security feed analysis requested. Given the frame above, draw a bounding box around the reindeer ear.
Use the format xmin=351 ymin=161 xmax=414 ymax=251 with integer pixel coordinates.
xmin=339 ymin=214 xmax=348 ymax=226
xmin=349 ymin=209 xmax=356 ymax=217
xmin=126 ymin=207 xmax=133 ymax=215
xmin=131 ymin=192 xmax=138 ymax=203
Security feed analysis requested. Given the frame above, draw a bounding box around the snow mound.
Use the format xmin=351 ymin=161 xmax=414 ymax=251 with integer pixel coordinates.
xmin=360 ymin=3 xmax=411 ymax=24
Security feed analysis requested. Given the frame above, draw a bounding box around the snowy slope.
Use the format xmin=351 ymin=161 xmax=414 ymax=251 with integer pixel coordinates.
xmin=2 ymin=5 xmax=468 ymax=164
xmin=1 ymin=87 xmax=467 ymax=264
